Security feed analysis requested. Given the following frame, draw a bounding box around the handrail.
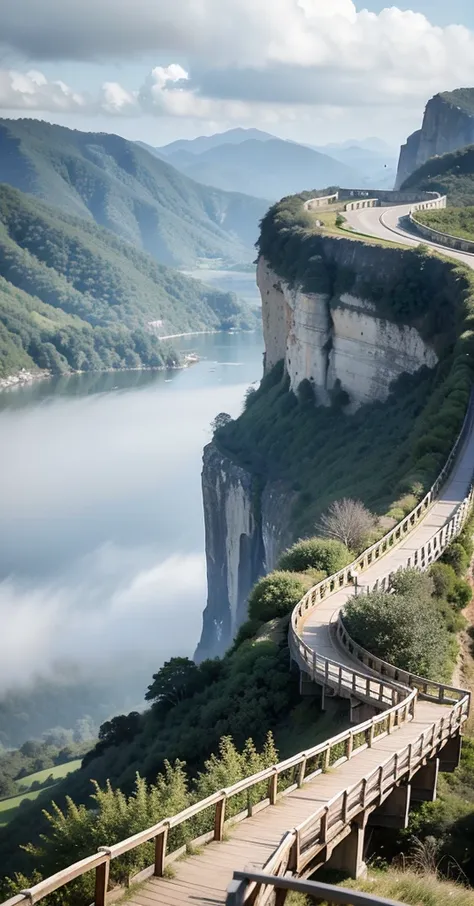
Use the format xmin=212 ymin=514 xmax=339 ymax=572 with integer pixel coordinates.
xmin=289 ymin=388 xmax=474 ymax=709
xmin=227 ymin=869 xmax=406 ymax=906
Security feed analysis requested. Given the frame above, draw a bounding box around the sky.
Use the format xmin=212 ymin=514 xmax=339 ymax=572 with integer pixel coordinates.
xmin=0 ymin=0 xmax=474 ymax=149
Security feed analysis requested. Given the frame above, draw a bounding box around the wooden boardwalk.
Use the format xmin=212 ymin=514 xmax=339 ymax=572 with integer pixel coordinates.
xmin=125 ymin=702 xmax=447 ymax=906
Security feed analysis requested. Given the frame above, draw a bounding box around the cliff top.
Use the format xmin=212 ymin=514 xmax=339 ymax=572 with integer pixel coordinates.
xmin=439 ymin=88 xmax=474 ymax=117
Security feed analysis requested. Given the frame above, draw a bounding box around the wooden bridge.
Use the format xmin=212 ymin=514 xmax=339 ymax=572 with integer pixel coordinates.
xmin=3 ymin=204 xmax=474 ymax=906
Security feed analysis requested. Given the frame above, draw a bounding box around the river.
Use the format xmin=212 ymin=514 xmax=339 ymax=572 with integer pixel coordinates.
xmin=0 ymin=331 xmax=263 ymax=743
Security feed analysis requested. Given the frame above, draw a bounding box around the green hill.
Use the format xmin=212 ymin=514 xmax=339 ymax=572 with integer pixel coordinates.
xmin=401 ymin=145 xmax=474 ymax=206
xmin=0 ymin=119 xmax=268 ymax=267
xmin=0 ymin=184 xmax=256 ymax=379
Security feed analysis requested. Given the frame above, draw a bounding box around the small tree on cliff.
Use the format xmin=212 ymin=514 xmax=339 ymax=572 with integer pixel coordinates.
xmin=318 ymin=498 xmax=376 ymax=552
xmin=211 ymin=412 xmax=232 ymax=434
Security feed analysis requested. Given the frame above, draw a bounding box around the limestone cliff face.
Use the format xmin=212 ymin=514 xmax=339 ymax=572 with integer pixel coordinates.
xmin=258 ymin=258 xmax=437 ymax=411
xmin=195 ymin=444 xmax=295 ymax=661
xmin=396 ymin=91 xmax=474 ymax=187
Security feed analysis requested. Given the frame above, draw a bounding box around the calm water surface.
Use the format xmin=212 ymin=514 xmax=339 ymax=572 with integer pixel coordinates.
xmin=0 ymin=332 xmax=263 ymax=709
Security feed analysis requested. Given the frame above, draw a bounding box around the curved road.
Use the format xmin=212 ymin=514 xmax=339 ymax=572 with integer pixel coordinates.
xmin=344 ymin=203 xmax=474 ymax=266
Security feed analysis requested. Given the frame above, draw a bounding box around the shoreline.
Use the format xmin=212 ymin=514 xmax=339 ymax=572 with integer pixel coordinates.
xmin=156 ymin=329 xmax=219 ymax=340
xmin=0 ymin=358 xmax=202 ymax=394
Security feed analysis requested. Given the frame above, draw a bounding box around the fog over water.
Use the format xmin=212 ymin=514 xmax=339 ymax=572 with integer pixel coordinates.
xmin=0 ymin=332 xmax=263 ymax=708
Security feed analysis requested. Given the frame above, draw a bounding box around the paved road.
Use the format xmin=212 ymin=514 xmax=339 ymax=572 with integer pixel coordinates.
xmin=344 ymin=204 xmax=474 ymax=268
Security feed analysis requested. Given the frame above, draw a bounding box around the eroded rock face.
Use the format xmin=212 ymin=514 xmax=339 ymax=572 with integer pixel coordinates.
xmin=194 ymin=443 xmax=294 ymax=661
xmin=396 ymin=91 xmax=474 ymax=187
xmin=257 ymin=258 xmax=437 ymax=411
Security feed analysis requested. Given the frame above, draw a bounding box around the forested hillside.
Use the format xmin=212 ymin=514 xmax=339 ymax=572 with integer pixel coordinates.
xmin=0 ymin=119 xmax=268 ymax=266
xmin=0 ymin=184 xmax=256 ymax=378
xmin=402 ymin=145 xmax=474 ymax=206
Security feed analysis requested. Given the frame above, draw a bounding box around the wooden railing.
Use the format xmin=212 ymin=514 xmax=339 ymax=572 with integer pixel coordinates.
xmin=289 ymin=390 xmax=474 ymax=707
xmin=2 ymin=694 xmax=420 ymax=906
xmin=226 ymin=696 xmax=469 ymax=905
xmin=227 ymin=868 xmax=406 ymax=906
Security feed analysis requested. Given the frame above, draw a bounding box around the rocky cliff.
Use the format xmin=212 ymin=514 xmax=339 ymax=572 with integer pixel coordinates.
xmin=396 ymin=89 xmax=474 ymax=188
xmin=195 ymin=443 xmax=295 ymax=661
xmin=259 ymin=257 xmax=437 ymax=411
xmin=197 ymin=225 xmax=453 ymax=660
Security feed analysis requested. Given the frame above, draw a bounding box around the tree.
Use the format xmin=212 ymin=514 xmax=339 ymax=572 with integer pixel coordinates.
xmin=145 ymin=657 xmax=200 ymax=707
xmin=97 ymin=712 xmax=141 ymax=747
xmin=211 ymin=412 xmax=233 ymax=434
xmin=318 ymin=498 xmax=376 ymax=551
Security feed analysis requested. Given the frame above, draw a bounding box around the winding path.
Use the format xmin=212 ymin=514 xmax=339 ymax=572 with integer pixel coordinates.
xmin=4 ymin=202 xmax=474 ymax=906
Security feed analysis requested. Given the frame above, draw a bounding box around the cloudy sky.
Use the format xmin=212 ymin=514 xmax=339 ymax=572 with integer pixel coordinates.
xmin=0 ymin=0 xmax=473 ymax=149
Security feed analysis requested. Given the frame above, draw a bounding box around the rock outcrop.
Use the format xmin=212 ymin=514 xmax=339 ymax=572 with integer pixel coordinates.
xmin=195 ymin=444 xmax=295 ymax=661
xmin=396 ymin=89 xmax=474 ymax=188
xmin=259 ymin=258 xmax=437 ymax=411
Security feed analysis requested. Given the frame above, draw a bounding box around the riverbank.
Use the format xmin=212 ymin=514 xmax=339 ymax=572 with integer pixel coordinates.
xmin=0 ymin=368 xmax=50 ymax=392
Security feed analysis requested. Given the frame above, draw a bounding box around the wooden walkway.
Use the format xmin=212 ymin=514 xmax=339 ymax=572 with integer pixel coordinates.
xmin=126 ymin=702 xmax=447 ymax=906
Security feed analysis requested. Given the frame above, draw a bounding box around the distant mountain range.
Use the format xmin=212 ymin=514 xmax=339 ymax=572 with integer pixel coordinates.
xmin=0 ymin=119 xmax=268 ymax=268
xmin=149 ymin=129 xmax=397 ymax=197
xmin=0 ymin=183 xmax=257 ymax=380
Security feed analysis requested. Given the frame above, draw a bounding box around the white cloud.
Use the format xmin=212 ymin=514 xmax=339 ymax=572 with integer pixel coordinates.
xmin=1 ymin=2 xmax=474 ymax=132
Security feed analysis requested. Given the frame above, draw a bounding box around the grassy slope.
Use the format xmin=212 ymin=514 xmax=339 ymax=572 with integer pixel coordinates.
xmin=0 ymin=183 xmax=256 ymax=377
xmin=401 ymin=145 xmax=474 ymax=206
xmin=0 ymin=119 xmax=268 ymax=267
xmin=15 ymin=760 xmax=82 ymax=792
xmin=0 ymin=760 xmax=82 ymax=828
xmin=415 ymin=207 xmax=474 ymax=242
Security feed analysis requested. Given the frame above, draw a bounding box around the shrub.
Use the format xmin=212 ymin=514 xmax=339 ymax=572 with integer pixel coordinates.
xmin=343 ymin=574 xmax=453 ymax=680
xmin=247 ymin=571 xmax=312 ymax=623
xmin=430 ymin=562 xmax=457 ymax=600
xmin=442 ymin=542 xmax=469 ymax=577
xmin=278 ymin=538 xmax=352 ymax=576
xmin=450 ymin=578 xmax=473 ymax=610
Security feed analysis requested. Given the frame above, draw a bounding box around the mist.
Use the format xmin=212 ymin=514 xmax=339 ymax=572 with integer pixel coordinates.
xmin=0 ymin=333 xmax=263 ymax=732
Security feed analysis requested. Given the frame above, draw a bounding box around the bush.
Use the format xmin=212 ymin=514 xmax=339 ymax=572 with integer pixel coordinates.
xmin=343 ymin=571 xmax=454 ymax=679
xmin=442 ymin=542 xmax=469 ymax=577
xmin=247 ymin=571 xmax=313 ymax=623
xmin=450 ymin=578 xmax=473 ymax=610
xmin=430 ymin=562 xmax=457 ymax=600
xmin=278 ymin=538 xmax=352 ymax=576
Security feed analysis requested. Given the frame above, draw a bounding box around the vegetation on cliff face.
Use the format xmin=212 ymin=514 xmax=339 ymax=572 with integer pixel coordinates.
xmin=0 ymin=118 xmax=268 ymax=267
xmin=401 ymin=145 xmax=474 ymax=207
xmin=0 ymin=184 xmax=256 ymax=378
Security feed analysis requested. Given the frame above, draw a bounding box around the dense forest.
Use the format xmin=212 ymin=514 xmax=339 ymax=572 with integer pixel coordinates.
xmin=0 ymin=184 xmax=257 ymax=379
xmin=402 ymin=144 xmax=474 ymax=207
xmin=0 ymin=119 xmax=268 ymax=267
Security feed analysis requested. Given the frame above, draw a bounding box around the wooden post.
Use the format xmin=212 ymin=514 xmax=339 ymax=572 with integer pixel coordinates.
xmin=95 ymin=859 xmax=110 ymax=906
xmin=289 ymin=832 xmax=300 ymax=872
xmin=321 ymin=807 xmax=329 ymax=843
xmin=342 ymin=790 xmax=349 ymax=823
xmin=297 ymin=758 xmax=306 ymax=788
xmin=346 ymin=733 xmax=353 ymax=760
xmin=275 ymin=888 xmax=289 ymax=906
xmin=368 ymin=724 xmax=375 ymax=748
xmin=154 ymin=824 xmax=169 ymax=877
xmin=323 ymin=745 xmax=331 ymax=772
xmin=214 ymin=796 xmax=226 ymax=841
xmin=268 ymin=771 xmax=278 ymax=805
